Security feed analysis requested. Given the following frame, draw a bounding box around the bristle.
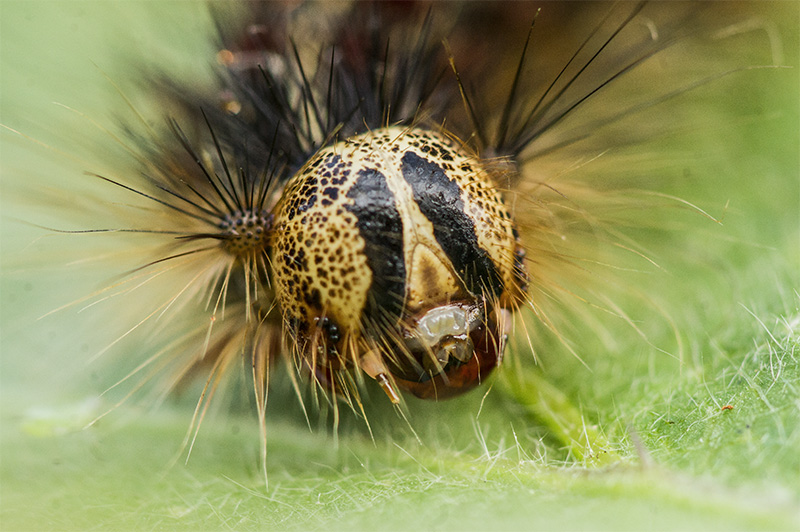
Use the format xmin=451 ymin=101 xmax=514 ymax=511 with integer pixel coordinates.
xmin=1 ymin=1 xmax=787 ymax=479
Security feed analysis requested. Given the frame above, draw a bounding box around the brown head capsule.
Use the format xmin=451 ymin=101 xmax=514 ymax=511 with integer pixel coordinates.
xmin=271 ymin=126 xmax=527 ymax=401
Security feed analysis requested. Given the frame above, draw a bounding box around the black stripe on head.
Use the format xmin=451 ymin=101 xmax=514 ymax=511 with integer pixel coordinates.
xmin=400 ymin=151 xmax=502 ymax=297
xmin=344 ymin=168 xmax=406 ymax=320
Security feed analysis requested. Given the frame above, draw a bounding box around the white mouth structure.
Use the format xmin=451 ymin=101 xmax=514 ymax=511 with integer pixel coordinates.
xmin=404 ymin=303 xmax=483 ymax=374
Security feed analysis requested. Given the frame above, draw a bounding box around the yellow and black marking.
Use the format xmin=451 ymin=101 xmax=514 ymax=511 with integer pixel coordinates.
xmin=272 ymin=127 xmax=526 ymax=400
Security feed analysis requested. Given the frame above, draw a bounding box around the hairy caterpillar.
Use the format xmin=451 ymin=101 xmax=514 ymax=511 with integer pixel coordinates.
xmin=1 ymin=0 xmax=788 ymax=475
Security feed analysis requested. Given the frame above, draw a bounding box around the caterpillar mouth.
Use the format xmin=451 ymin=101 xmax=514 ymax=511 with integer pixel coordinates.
xmin=387 ymin=302 xmax=510 ymax=400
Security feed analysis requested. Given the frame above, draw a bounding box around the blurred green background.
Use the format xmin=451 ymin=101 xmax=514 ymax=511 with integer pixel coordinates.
xmin=1 ymin=2 xmax=798 ymax=530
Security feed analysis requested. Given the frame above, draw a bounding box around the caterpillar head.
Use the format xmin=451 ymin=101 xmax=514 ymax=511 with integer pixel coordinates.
xmin=271 ymin=126 xmax=527 ymax=401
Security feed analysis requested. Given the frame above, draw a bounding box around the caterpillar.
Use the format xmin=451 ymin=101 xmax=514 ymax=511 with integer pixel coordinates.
xmin=1 ymin=1 xmax=785 ymax=471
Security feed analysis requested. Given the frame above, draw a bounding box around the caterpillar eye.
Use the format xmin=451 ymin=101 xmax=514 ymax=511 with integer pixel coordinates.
xmin=388 ymin=302 xmax=505 ymax=400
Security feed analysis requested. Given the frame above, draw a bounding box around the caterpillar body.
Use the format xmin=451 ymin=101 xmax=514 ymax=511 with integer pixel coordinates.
xmin=2 ymin=1 xmax=783 ymax=465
